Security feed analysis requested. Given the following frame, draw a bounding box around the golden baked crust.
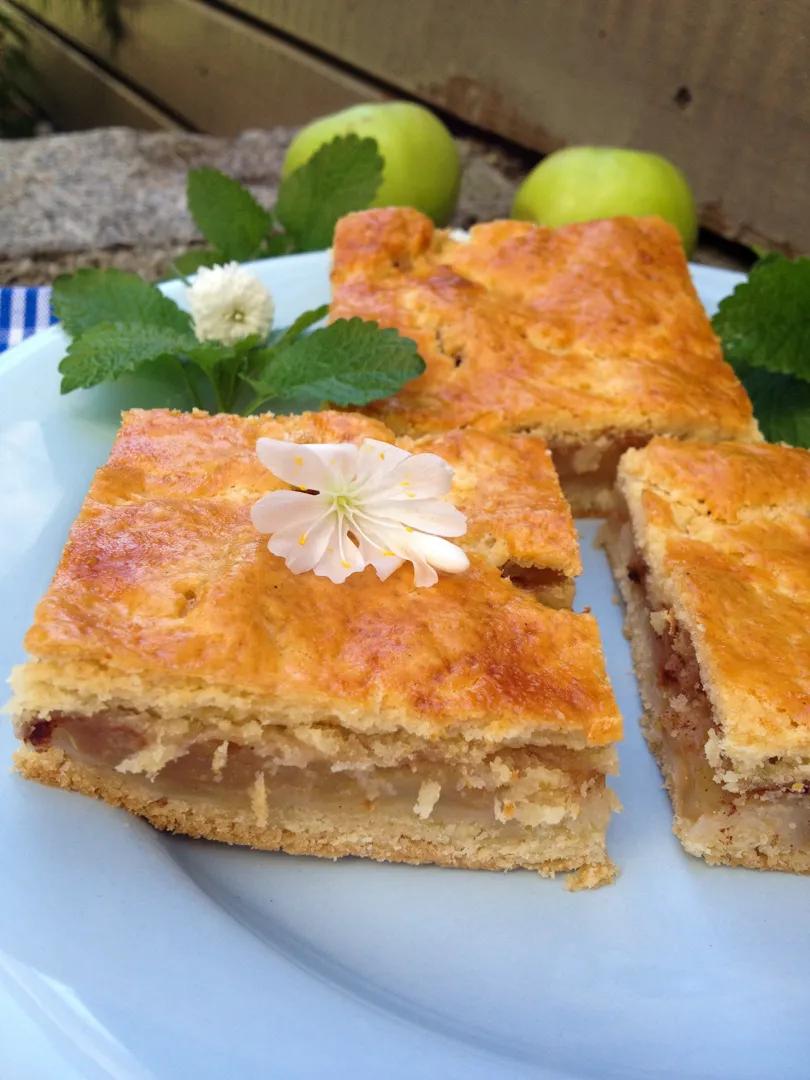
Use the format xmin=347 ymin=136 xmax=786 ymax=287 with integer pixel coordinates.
xmin=22 ymin=408 xmax=620 ymax=746
xmin=617 ymin=438 xmax=810 ymax=769
xmin=88 ymin=406 xmax=396 ymax=504
xmin=618 ymin=437 xmax=810 ymax=522
xmin=404 ymin=429 xmax=580 ymax=578
xmin=88 ymin=408 xmax=577 ymax=581
xmin=330 ymin=208 xmax=758 ymax=442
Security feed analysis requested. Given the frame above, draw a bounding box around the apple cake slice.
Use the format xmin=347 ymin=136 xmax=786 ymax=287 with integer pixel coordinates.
xmin=602 ymin=438 xmax=810 ymax=872
xmin=11 ymin=408 xmax=621 ymax=886
xmin=330 ymin=208 xmax=760 ymax=514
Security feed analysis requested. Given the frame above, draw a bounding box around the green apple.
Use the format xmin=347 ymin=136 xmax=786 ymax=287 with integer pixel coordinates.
xmin=283 ymin=101 xmax=461 ymax=226
xmin=512 ymin=146 xmax=698 ymax=253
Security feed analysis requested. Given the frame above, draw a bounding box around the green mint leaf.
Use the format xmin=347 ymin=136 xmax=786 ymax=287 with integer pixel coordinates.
xmin=275 ymin=135 xmax=383 ymax=251
xmin=58 ymin=322 xmax=198 ymax=393
xmin=265 ymin=304 xmax=329 ymax=353
xmin=243 ymin=317 xmax=424 ymax=413
xmin=736 ymin=365 xmax=810 ymax=448
xmin=247 ymin=304 xmax=328 ymax=382
xmin=53 ymin=269 xmax=191 ymax=337
xmin=172 ymin=249 xmax=222 ymax=276
xmin=187 ymin=167 xmax=271 ymax=260
xmin=712 ymin=255 xmax=810 ymax=380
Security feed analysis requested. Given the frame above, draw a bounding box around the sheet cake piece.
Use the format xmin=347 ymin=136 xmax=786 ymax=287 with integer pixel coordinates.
xmin=11 ymin=409 xmax=621 ymax=885
xmin=330 ymin=208 xmax=759 ymax=514
xmin=602 ymin=437 xmax=810 ymax=872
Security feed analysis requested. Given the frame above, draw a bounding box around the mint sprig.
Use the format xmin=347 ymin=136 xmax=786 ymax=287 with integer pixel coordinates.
xmin=187 ymin=167 xmax=272 ymax=261
xmin=52 ymin=272 xmax=422 ymax=416
xmin=183 ymin=133 xmax=383 ymax=265
xmin=53 ymin=268 xmax=191 ymax=336
xmin=243 ymin=318 xmax=424 ymax=414
xmin=275 ymin=135 xmax=384 ymax=251
xmin=51 ymin=134 xmax=412 ymax=416
xmin=712 ymin=254 xmax=810 ymax=447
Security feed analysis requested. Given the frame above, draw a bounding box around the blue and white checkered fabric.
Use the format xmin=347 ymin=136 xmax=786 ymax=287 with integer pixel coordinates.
xmin=0 ymin=286 xmax=58 ymax=352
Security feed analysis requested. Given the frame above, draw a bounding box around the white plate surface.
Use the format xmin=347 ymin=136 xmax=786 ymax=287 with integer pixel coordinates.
xmin=2 ymin=254 xmax=807 ymax=1080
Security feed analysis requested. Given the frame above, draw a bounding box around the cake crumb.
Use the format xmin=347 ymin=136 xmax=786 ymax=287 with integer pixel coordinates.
xmin=565 ymin=860 xmax=618 ymax=891
xmin=250 ymin=771 xmax=268 ymax=827
xmin=413 ymin=779 xmax=441 ymax=820
xmin=211 ymin=740 xmax=228 ymax=780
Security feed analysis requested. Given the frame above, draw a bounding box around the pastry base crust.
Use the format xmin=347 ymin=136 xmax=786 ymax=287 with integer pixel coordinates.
xmin=16 ymin=746 xmax=616 ymax=885
xmin=601 ymin=520 xmax=810 ymax=875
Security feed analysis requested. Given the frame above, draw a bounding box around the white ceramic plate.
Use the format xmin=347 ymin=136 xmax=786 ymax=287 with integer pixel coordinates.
xmin=2 ymin=255 xmax=807 ymax=1080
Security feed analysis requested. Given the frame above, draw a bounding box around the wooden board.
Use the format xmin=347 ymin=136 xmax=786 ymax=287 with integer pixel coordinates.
xmin=12 ymin=0 xmax=384 ymax=134
xmin=241 ymin=0 xmax=810 ymax=253
xmin=1 ymin=2 xmax=178 ymax=132
xmin=10 ymin=0 xmax=808 ymax=251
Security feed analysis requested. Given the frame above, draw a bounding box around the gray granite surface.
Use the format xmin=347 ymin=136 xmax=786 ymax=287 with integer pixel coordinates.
xmin=0 ymin=125 xmax=747 ymax=283
xmin=0 ymin=126 xmax=520 ymax=283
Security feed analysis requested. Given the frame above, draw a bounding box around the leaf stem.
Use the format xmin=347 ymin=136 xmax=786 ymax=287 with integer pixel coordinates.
xmin=241 ymin=393 xmax=269 ymax=417
xmin=170 ymin=263 xmax=192 ymax=286
xmin=210 ymin=375 xmax=226 ymax=413
xmin=177 ymin=359 xmax=203 ymax=409
xmin=224 ymin=355 xmax=241 ymax=412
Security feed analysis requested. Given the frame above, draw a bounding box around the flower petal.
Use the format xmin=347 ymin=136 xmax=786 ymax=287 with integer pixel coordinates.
xmin=250 ymin=490 xmax=330 ymax=535
xmin=354 ymin=525 xmax=406 ymax=582
xmin=267 ymin=509 xmax=337 ymax=574
xmin=403 ymin=531 xmax=470 ymax=575
xmin=348 ymin=513 xmax=468 ymax=588
xmin=361 ymin=546 xmax=406 ymax=582
xmin=369 ymin=498 xmax=467 ymax=537
xmin=353 ymin=438 xmax=412 ymax=489
xmin=366 ymin=452 xmax=455 ymax=500
xmin=410 ymin=559 xmax=439 ymax=588
xmin=256 ymin=439 xmax=358 ymax=492
xmin=313 ymin=519 xmax=366 ymax=584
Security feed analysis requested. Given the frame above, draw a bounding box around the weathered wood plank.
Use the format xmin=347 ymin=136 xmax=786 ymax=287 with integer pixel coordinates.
xmin=240 ymin=0 xmax=810 ymax=252
xmin=1 ymin=2 xmax=178 ymax=132
xmin=13 ymin=0 xmax=384 ymax=134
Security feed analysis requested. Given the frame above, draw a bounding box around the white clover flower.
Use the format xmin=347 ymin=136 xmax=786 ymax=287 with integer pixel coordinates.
xmin=187 ymin=262 xmax=274 ymax=345
xmin=251 ymin=438 xmax=469 ymax=587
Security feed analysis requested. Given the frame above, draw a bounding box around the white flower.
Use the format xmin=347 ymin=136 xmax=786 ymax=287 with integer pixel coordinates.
xmin=251 ymin=438 xmax=470 ymax=587
xmin=186 ymin=262 xmax=274 ymax=345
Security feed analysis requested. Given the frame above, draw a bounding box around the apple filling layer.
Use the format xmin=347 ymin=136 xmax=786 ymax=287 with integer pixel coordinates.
xmin=549 ymin=432 xmax=649 ymax=516
xmin=19 ymin=709 xmax=616 ymax=841
xmin=602 ymin=516 xmax=810 ymax=871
